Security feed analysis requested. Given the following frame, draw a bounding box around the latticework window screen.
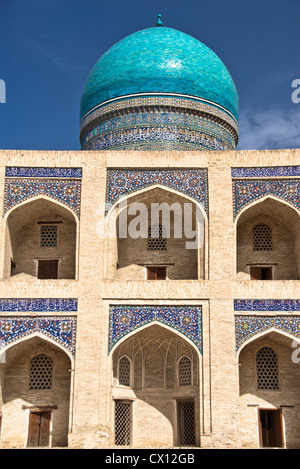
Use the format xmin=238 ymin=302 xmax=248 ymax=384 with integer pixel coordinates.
xmin=114 ymin=402 xmax=131 ymax=446
xmin=177 ymin=401 xmax=195 ymax=446
xmin=256 ymin=346 xmax=279 ymax=390
xmin=253 ymin=224 xmax=272 ymax=251
xmin=29 ymin=354 xmax=53 ymax=390
xmin=119 ymin=357 xmax=131 ymax=386
xmin=179 ymin=356 xmax=192 ymax=386
xmin=148 ymin=224 xmax=166 ymax=251
xmin=41 ymin=225 xmax=58 ymax=247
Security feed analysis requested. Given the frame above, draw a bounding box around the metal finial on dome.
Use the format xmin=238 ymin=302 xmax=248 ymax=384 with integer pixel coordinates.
xmin=156 ymin=14 xmax=163 ymax=26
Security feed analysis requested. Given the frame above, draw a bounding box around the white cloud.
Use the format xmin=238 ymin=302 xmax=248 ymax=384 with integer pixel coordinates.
xmin=237 ymin=106 xmax=300 ymax=150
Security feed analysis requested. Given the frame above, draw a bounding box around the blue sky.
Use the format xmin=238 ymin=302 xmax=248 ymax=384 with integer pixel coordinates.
xmin=0 ymin=0 xmax=299 ymax=151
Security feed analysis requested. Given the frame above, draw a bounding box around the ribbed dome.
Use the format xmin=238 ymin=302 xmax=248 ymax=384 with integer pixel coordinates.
xmin=80 ymin=26 xmax=238 ymax=121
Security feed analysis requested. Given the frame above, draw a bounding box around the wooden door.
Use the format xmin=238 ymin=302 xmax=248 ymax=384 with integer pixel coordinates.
xmin=147 ymin=266 xmax=166 ymax=280
xmin=27 ymin=411 xmax=51 ymax=447
xmin=38 ymin=260 xmax=58 ymax=279
xmin=259 ymin=409 xmax=283 ymax=447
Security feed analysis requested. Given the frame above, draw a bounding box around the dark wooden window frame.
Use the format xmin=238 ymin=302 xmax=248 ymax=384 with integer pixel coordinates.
xmin=258 ymin=408 xmax=284 ymax=448
xmin=37 ymin=259 xmax=59 ymax=279
xmin=249 ymin=264 xmax=276 ymax=280
xmin=146 ymin=265 xmax=167 ymax=280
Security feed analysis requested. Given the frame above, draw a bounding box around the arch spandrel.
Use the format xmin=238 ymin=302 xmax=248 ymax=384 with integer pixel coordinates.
xmin=108 ymin=305 xmax=202 ymax=355
xmin=0 ymin=314 xmax=77 ymax=360
xmin=105 ymin=168 xmax=208 ymax=218
xmin=235 ymin=314 xmax=300 ymax=358
xmin=3 ymin=168 xmax=82 ymax=219
xmin=233 ymin=182 xmax=300 ymax=222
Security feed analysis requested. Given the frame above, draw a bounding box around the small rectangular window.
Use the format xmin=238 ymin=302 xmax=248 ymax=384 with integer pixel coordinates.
xmin=177 ymin=400 xmax=195 ymax=446
xmin=115 ymin=401 xmax=132 ymax=446
xmin=38 ymin=260 xmax=59 ymax=279
xmin=148 ymin=225 xmax=166 ymax=251
xmin=41 ymin=225 xmax=58 ymax=247
xmin=147 ymin=266 xmax=166 ymax=280
xmin=250 ymin=266 xmax=272 ymax=280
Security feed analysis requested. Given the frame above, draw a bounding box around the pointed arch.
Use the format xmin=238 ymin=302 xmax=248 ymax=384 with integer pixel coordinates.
xmin=3 ymin=193 xmax=79 ymax=224
xmin=235 ymin=195 xmax=300 ymax=280
xmin=106 ymin=183 xmax=208 ymax=224
xmin=178 ymin=354 xmax=193 ymax=386
xmin=104 ymin=185 xmax=207 ymax=281
xmin=3 ymin=195 xmax=79 ymax=280
xmin=109 ymin=320 xmax=202 ymax=358
xmin=235 ymin=194 xmax=300 ymax=226
xmin=236 ymin=327 xmax=299 ymax=360
xmin=0 ymin=331 xmax=75 ymax=365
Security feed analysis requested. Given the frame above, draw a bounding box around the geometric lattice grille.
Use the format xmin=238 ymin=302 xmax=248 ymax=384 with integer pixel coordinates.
xmin=256 ymin=346 xmax=279 ymax=390
xmin=115 ymin=402 xmax=131 ymax=446
xmin=119 ymin=357 xmax=131 ymax=387
xmin=253 ymin=223 xmax=272 ymax=251
xmin=177 ymin=401 xmax=195 ymax=446
xmin=29 ymin=354 xmax=53 ymax=390
xmin=179 ymin=356 xmax=192 ymax=386
xmin=41 ymin=225 xmax=58 ymax=247
xmin=148 ymin=224 xmax=166 ymax=251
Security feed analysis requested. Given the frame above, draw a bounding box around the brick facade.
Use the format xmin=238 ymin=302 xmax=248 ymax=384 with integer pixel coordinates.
xmin=0 ymin=148 xmax=299 ymax=448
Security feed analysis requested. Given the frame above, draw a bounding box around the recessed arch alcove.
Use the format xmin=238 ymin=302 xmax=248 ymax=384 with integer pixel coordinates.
xmin=236 ymin=197 xmax=300 ymax=280
xmin=0 ymin=334 xmax=72 ymax=447
xmin=111 ymin=324 xmax=201 ymax=447
xmin=108 ymin=185 xmax=207 ymax=281
xmin=3 ymin=196 xmax=78 ymax=280
xmin=237 ymin=330 xmax=300 ymax=448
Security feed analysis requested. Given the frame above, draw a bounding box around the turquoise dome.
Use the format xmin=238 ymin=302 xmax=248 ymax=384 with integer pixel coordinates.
xmin=80 ymin=26 xmax=238 ymax=122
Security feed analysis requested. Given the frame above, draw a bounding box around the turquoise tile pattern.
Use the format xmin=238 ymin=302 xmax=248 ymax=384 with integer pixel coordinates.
xmin=80 ymin=25 xmax=238 ymax=151
xmin=80 ymin=26 xmax=238 ymax=120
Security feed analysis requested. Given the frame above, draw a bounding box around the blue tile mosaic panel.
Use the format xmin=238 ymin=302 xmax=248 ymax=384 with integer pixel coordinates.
xmin=108 ymin=305 xmax=202 ymax=353
xmin=234 ymin=299 xmax=300 ymax=312
xmin=4 ymin=178 xmax=82 ymax=218
xmin=0 ymin=316 xmax=77 ymax=356
xmin=235 ymin=315 xmax=300 ymax=353
xmin=232 ymin=179 xmax=300 ymax=220
xmin=106 ymin=169 xmax=208 ymax=216
xmin=232 ymin=166 xmax=300 ymax=179
xmin=0 ymin=298 xmax=77 ymax=312
xmin=5 ymin=167 xmax=82 ymax=178
xmin=83 ymin=125 xmax=231 ymax=152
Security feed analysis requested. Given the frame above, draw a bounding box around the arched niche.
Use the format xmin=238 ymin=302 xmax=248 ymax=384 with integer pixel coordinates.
xmin=235 ymin=196 xmax=300 ymax=280
xmin=0 ymin=334 xmax=73 ymax=448
xmin=3 ymin=196 xmax=78 ymax=280
xmin=107 ymin=186 xmax=207 ymax=281
xmin=237 ymin=330 xmax=300 ymax=448
xmin=111 ymin=324 xmax=201 ymax=447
